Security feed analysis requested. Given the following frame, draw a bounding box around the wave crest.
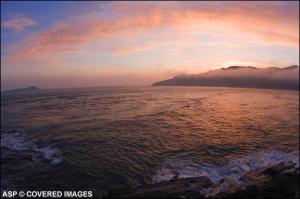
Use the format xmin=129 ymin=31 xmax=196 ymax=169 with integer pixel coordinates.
xmin=152 ymin=150 xmax=299 ymax=196
xmin=1 ymin=131 xmax=63 ymax=165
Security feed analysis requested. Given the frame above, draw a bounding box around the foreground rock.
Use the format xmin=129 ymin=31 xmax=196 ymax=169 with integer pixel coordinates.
xmin=104 ymin=162 xmax=299 ymax=199
xmin=104 ymin=176 xmax=212 ymax=198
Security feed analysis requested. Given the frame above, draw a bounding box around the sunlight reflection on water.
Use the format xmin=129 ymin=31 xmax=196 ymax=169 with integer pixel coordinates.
xmin=1 ymin=86 xmax=299 ymax=197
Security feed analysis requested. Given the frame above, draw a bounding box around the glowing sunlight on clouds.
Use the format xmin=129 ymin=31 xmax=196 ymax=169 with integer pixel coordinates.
xmin=1 ymin=1 xmax=299 ymax=89
xmin=3 ymin=17 xmax=37 ymax=32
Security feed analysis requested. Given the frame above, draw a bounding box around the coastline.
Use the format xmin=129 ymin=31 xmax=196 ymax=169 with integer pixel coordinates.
xmin=104 ymin=161 xmax=299 ymax=199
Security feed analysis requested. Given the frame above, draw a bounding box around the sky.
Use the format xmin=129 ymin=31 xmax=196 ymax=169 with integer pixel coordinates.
xmin=1 ymin=1 xmax=299 ymax=90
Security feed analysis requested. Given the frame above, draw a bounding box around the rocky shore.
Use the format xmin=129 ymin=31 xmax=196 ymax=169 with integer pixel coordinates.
xmin=104 ymin=161 xmax=299 ymax=199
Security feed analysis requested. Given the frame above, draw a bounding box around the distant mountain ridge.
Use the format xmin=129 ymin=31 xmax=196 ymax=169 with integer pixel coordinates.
xmin=2 ymin=86 xmax=40 ymax=93
xmin=152 ymin=65 xmax=299 ymax=90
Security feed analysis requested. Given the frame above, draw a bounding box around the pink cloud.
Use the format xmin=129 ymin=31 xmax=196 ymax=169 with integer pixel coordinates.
xmin=3 ymin=2 xmax=299 ymax=63
xmin=112 ymin=44 xmax=156 ymax=56
xmin=3 ymin=17 xmax=37 ymax=32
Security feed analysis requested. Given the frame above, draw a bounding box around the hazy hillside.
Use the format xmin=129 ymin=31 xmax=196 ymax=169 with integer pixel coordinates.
xmin=2 ymin=86 xmax=40 ymax=94
xmin=152 ymin=65 xmax=299 ymax=90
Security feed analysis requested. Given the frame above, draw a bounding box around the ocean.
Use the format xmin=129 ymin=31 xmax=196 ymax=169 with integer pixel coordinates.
xmin=1 ymin=86 xmax=299 ymax=197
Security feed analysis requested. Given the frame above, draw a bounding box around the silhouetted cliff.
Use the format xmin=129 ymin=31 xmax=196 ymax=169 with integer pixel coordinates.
xmin=153 ymin=66 xmax=299 ymax=90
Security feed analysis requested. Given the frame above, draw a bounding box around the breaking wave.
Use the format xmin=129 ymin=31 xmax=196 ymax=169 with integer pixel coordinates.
xmin=152 ymin=150 xmax=299 ymax=196
xmin=1 ymin=131 xmax=63 ymax=165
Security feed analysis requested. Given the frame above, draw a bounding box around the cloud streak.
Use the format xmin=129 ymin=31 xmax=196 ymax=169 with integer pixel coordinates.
xmin=3 ymin=1 xmax=298 ymax=64
xmin=3 ymin=17 xmax=37 ymax=32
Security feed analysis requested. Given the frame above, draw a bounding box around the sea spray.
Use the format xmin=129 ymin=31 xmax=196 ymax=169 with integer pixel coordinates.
xmin=153 ymin=150 xmax=299 ymax=196
xmin=1 ymin=131 xmax=63 ymax=165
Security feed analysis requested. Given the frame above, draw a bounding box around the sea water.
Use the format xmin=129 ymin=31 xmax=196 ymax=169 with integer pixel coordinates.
xmin=1 ymin=86 xmax=299 ymax=197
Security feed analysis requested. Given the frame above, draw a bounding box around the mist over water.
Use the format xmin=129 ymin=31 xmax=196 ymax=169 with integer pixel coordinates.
xmin=1 ymin=87 xmax=299 ymax=197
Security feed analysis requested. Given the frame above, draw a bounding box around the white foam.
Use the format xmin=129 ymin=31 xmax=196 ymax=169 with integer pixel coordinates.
xmin=1 ymin=132 xmax=29 ymax=151
xmin=38 ymin=146 xmax=63 ymax=165
xmin=152 ymin=150 xmax=299 ymax=196
xmin=1 ymin=131 xmax=63 ymax=165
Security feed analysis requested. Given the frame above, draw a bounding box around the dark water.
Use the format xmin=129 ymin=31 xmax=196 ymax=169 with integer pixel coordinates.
xmin=1 ymin=87 xmax=299 ymax=197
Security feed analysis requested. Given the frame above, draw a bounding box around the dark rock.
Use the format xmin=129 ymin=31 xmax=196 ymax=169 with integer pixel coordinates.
xmin=263 ymin=161 xmax=296 ymax=176
xmin=214 ymin=172 xmax=299 ymax=199
xmin=104 ymin=161 xmax=299 ymax=199
xmin=213 ymin=161 xmax=299 ymax=199
xmin=104 ymin=176 xmax=212 ymax=198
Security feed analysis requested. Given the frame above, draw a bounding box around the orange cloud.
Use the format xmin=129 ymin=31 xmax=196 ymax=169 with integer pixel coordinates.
xmin=112 ymin=44 xmax=156 ymax=56
xmin=3 ymin=2 xmax=299 ymax=63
